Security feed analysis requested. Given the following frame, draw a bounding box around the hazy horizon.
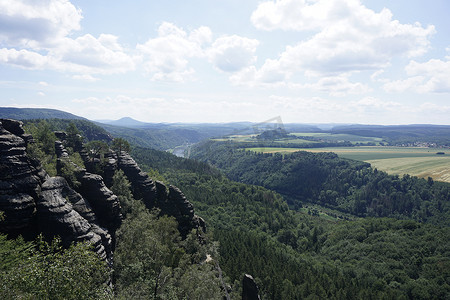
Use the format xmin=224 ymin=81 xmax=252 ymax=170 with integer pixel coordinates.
xmin=1 ymin=0 xmax=449 ymax=125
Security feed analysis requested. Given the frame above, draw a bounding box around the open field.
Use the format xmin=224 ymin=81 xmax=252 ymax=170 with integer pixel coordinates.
xmin=247 ymin=146 xmax=450 ymax=182
xmin=214 ymin=132 xmax=383 ymax=145
xmin=367 ymin=156 xmax=450 ymax=183
xmin=290 ymin=132 xmax=384 ymax=144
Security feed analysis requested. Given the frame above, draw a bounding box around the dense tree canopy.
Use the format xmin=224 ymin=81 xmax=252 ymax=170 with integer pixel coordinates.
xmin=190 ymin=141 xmax=450 ymax=226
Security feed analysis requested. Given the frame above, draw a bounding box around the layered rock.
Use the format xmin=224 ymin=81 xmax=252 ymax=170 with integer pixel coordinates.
xmin=75 ymin=171 xmax=122 ymax=233
xmin=38 ymin=177 xmax=109 ymax=260
xmin=116 ymin=151 xmax=157 ymax=208
xmin=0 ymin=119 xmax=45 ymax=237
xmin=0 ymin=119 xmax=113 ymax=262
xmin=114 ymin=151 xmax=205 ymax=237
xmin=53 ymin=138 xmax=122 ymax=234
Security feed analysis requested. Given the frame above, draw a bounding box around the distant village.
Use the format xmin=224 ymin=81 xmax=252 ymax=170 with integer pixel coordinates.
xmin=393 ymin=141 xmax=449 ymax=149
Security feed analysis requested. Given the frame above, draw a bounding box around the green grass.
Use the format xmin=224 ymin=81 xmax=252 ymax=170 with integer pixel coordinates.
xmin=274 ymin=138 xmax=317 ymax=144
xmin=367 ymin=156 xmax=450 ymax=183
xmin=290 ymin=132 xmax=383 ymax=144
xmin=247 ymin=146 xmax=450 ymax=182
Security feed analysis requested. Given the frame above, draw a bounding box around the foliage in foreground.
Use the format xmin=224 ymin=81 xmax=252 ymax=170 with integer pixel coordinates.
xmin=0 ymin=235 xmax=112 ymax=299
xmin=113 ymin=200 xmax=223 ymax=299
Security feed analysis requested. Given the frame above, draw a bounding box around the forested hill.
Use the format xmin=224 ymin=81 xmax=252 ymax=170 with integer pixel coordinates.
xmin=191 ymin=140 xmax=450 ymax=226
xmin=0 ymin=107 xmax=86 ymax=120
xmin=131 ymin=143 xmax=450 ymax=299
xmin=21 ymin=119 xmax=113 ymax=143
xmin=331 ymin=124 xmax=450 ymax=146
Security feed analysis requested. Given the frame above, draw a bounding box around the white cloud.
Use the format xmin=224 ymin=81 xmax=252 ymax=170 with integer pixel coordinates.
xmin=189 ymin=26 xmax=213 ymax=46
xmin=72 ymin=74 xmax=99 ymax=82
xmin=406 ymin=59 xmax=450 ymax=93
xmin=0 ymin=0 xmax=134 ymax=75
xmin=303 ymin=75 xmax=371 ymax=96
xmin=383 ymin=76 xmax=425 ymax=93
xmin=229 ymin=59 xmax=288 ymax=88
xmin=51 ymin=34 xmax=136 ymax=74
xmin=0 ymin=48 xmax=48 ymax=69
xmin=0 ymin=0 xmax=82 ymax=47
xmin=384 ymin=58 xmax=450 ymax=93
xmin=137 ymin=22 xmax=211 ymax=82
xmin=207 ymin=35 xmax=259 ymax=72
xmin=351 ymin=96 xmax=401 ymax=112
xmin=251 ymin=0 xmax=345 ymax=31
xmin=248 ymin=0 xmax=435 ymax=91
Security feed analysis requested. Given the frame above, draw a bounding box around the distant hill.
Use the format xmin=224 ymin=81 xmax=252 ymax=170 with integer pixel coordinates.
xmin=97 ymin=117 xmax=148 ymax=128
xmin=330 ymin=124 xmax=450 ymax=146
xmin=0 ymin=107 xmax=86 ymax=120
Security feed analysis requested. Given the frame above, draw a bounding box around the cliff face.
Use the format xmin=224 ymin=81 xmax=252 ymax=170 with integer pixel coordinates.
xmin=0 ymin=119 xmax=46 ymax=237
xmin=0 ymin=119 xmax=114 ymax=261
xmin=1 ymin=118 xmax=204 ymax=261
xmin=106 ymin=151 xmax=205 ymax=237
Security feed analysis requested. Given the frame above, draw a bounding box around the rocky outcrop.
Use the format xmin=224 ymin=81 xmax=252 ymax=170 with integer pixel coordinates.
xmin=114 ymin=151 xmax=204 ymax=237
xmin=101 ymin=152 xmax=117 ymax=187
xmin=166 ymin=185 xmax=195 ymax=235
xmin=38 ymin=177 xmax=109 ymax=260
xmin=0 ymin=119 xmax=113 ymax=262
xmin=53 ymin=137 xmax=122 ymax=234
xmin=0 ymin=119 xmax=46 ymax=237
xmin=76 ymin=171 xmax=122 ymax=233
xmin=116 ymin=151 xmax=157 ymax=208
xmin=242 ymin=274 xmax=261 ymax=300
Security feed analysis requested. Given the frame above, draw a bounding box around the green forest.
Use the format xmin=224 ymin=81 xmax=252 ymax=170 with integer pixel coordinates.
xmin=1 ymin=119 xmax=449 ymax=299
xmin=134 ymin=141 xmax=450 ymax=299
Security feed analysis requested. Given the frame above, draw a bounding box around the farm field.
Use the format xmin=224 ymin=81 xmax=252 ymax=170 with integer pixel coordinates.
xmin=290 ymin=132 xmax=384 ymax=144
xmin=212 ymin=134 xmax=316 ymax=144
xmin=247 ymin=146 xmax=450 ymax=182
xmin=367 ymin=156 xmax=450 ymax=183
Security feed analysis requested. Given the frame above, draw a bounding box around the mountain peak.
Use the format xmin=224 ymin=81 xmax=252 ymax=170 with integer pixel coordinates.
xmin=99 ymin=117 xmax=147 ymax=128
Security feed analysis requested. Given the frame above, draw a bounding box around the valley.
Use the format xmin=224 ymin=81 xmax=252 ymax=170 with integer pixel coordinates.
xmin=248 ymin=145 xmax=450 ymax=182
xmin=1 ymin=108 xmax=449 ymax=299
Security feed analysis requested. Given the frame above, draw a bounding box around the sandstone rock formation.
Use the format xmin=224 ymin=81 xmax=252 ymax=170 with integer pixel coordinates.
xmin=0 ymin=119 xmax=46 ymax=237
xmin=0 ymin=119 xmax=113 ymax=262
xmin=113 ymin=151 xmax=205 ymax=237
xmin=38 ymin=177 xmax=109 ymax=260
xmin=75 ymin=171 xmax=122 ymax=232
xmin=0 ymin=117 xmax=205 ymax=266
xmin=116 ymin=151 xmax=157 ymax=208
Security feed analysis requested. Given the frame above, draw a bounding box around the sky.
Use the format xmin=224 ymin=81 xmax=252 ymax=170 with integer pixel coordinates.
xmin=0 ymin=0 xmax=449 ymax=124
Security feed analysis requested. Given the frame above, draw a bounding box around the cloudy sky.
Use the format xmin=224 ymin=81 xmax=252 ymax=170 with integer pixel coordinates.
xmin=1 ymin=0 xmax=449 ymax=124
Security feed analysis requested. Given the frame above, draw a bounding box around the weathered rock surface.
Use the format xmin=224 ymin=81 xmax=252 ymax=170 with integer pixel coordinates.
xmin=165 ymin=185 xmax=195 ymax=235
xmin=76 ymin=171 xmax=122 ymax=232
xmin=0 ymin=119 xmax=45 ymax=237
xmin=38 ymin=177 xmax=109 ymax=260
xmin=0 ymin=119 xmax=113 ymax=261
xmin=114 ymin=152 xmax=204 ymax=237
xmin=242 ymin=274 xmax=261 ymax=300
xmin=117 ymin=151 xmax=157 ymax=207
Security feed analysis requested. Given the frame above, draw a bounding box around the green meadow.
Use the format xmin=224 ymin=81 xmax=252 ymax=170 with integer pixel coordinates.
xmin=290 ymin=132 xmax=383 ymax=144
xmin=247 ymin=146 xmax=450 ymax=182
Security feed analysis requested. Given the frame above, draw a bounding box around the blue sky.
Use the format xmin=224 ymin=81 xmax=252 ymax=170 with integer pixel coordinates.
xmin=0 ymin=0 xmax=449 ymax=124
